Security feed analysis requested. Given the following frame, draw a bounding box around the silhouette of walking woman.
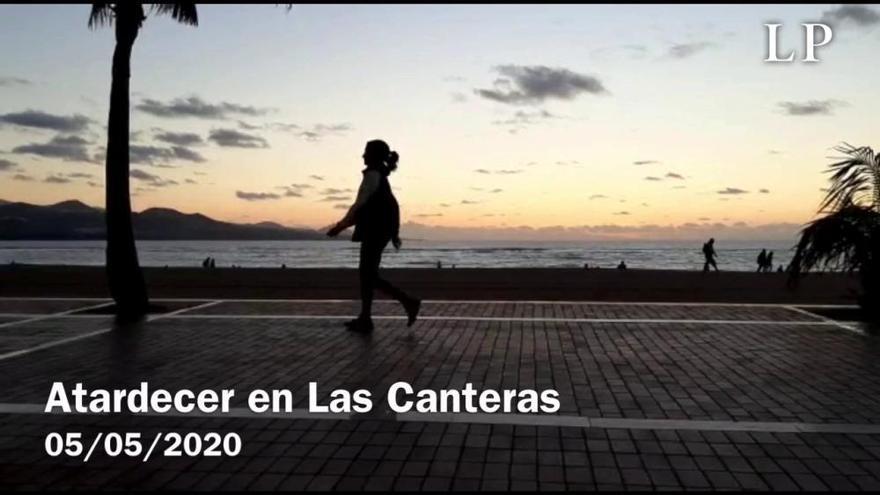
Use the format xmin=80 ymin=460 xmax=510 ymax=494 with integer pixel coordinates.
xmin=327 ymin=140 xmax=421 ymax=332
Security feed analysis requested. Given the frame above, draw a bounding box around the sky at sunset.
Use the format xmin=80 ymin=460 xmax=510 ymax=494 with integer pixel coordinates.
xmin=1 ymin=4 xmax=880 ymax=241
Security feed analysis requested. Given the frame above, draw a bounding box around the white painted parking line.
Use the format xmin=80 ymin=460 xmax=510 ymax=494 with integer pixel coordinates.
xmin=0 ymin=301 xmax=114 ymax=330
xmin=0 ymin=296 xmax=860 ymax=309
xmin=159 ymin=314 xmax=840 ymax=326
xmin=1 ymin=402 xmax=876 ymax=434
xmin=786 ymin=305 xmax=861 ymax=334
xmin=397 ymin=412 xmax=880 ymax=434
xmin=0 ymin=313 xmax=112 ymax=319
xmin=0 ymin=300 xmax=223 ymax=363
xmin=0 ymin=403 xmax=349 ymax=420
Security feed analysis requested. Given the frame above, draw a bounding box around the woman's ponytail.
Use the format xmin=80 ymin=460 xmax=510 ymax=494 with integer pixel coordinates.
xmin=386 ymin=150 xmax=399 ymax=172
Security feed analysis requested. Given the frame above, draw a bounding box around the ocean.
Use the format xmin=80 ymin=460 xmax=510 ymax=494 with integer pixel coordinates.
xmin=0 ymin=239 xmax=798 ymax=271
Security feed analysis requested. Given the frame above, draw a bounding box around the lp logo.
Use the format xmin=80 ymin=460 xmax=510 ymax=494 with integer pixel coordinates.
xmin=764 ymin=23 xmax=833 ymax=63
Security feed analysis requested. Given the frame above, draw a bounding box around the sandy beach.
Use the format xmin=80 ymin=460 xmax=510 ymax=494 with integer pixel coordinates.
xmin=0 ymin=264 xmax=860 ymax=304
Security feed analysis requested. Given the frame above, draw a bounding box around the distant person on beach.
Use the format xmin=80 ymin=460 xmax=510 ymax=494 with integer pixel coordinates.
xmin=766 ymin=251 xmax=774 ymax=272
xmin=209 ymin=258 xmax=216 ymax=269
xmin=202 ymin=256 xmax=210 ymax=268
xmin=756 ymin=249 xmax=767 ymax=272
xmin=437 ymin=261 xmax=442 ymax=269
xmin=617 ymin=260 xmax=627 ymax=270
xmin=327 ymin=139 xmax=421 ymax=333
xmin=702 ymin=238 xmax=718 ymax=272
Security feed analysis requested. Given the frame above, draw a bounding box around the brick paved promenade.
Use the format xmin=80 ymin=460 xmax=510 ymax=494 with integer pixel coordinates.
xmin=1 ymin=297 xmax=879 ymax=490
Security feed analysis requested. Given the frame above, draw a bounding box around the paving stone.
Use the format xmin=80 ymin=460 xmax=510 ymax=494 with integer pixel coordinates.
xmin=2 ymin=301 xmax=880 ymax=490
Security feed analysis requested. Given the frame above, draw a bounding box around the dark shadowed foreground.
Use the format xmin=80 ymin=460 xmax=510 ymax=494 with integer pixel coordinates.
xmin=0 ymin=265 xmax=861 ymax=304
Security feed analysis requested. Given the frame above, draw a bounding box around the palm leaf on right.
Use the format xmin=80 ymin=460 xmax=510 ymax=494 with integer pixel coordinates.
xmin=789 ymin=144 xmax=880 ymax=314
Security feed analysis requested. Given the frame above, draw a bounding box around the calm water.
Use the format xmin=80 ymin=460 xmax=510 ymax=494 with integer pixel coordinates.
xmin=0 ymin=239 xmax=797 ymax=271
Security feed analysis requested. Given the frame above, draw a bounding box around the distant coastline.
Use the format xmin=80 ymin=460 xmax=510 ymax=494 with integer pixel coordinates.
xmin=0 ymin=199 xmax=326 ymax=241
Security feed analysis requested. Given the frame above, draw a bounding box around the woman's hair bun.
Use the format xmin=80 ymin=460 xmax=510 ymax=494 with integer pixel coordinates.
xmin=387 ymin=150 xmax=399 ymax=172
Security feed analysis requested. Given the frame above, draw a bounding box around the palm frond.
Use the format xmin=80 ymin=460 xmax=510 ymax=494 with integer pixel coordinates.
xmin=88 ymin=3 xmax=115 ymax=29
xmin=789 ymin=205 xmax=880 ymax=277
xmin=820 ymin=143 xmax=880 ymax=213
xmin=150 ymin=3 xmax=199 ymax=26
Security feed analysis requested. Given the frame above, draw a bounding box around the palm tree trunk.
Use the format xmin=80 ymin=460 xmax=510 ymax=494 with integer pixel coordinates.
xmin=105 ymin=11 xmax=148 ymax=318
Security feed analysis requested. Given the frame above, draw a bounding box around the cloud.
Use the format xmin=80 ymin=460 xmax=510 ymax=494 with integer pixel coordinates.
xmin=0 ymin=110 xmax=93 ymax=132
xmin=185 ymin=178 xmax=198 ymax=185
xmin=668 ymin=42 xmax=715 ymax=59
xmin=333 ymin=204 xmax=349 ymax=210
xmin=261 ymin=122 xmax=301 ymax=133
xmin=461 ymin=199 xmax=481 ymax=205
xmin=492 ymin=109 xmax=559 ymax=132
xmin=644 ymin=176 xmax=662 ymax=181
xmin=12 ymin=173 xmax=34 ymax=181
xmin=321 ymin=187 xmax=353 ymax=195
xmin=665 ymin=172 xmax=685 ymax=180
xmin=474 ymin=65 xmax=607 ymax=105
xmin=169 ymin=146 xmax=206 ymax=163
xmin=237 ymin=120 xmax=262 ymax=130
xmin=309 ymin=175 xmax=325 ymax=181
xmin=633 ymin=160 xmax=658 ymax=166
xmin=277 ymin=183 xmax=312 ymax=197
xmin=450 ymin=92 xmax=468 ymax=103
xmin=12 ymin=134 xmax=94 ymax=162
xmin=778 ymin=99 xmax=846 ymax=116
xmin=66 ymin=172 xmax=93 ymax=179
xmin=153 ymin=131 xmax=204 ymax=147
xmin=208 ymin=128 xmax=269 ymax=148
xmin=614 ymin=211 xmax=630 ymax=216
xmin=475 ymin=168 xmax=522 ymax=175
xmin=278 ymin=186 xmax=303 ymax=197
xmin=129 ymin=168 xmax=178 ymax=187
xmin=43 ymin=174 xmax=71 ymax=184
xmin=717 ymin=187 xmax=749 ymax=195
xmin=821 ymin=4 xmax=880 ymax=28
xmin=320 ymin=195 xmax=351 ymax=202
xmin=415 ymin=213 xmax=444 ymax=218
xmin=589 ymin=194 xmax=608 ymax=200
xmin=297 ymin=123 xmax=353 ymax=142
xmin=759 ymin=188 xmax=770 ymax=194
xmin=128 ymin=144 xmax=206 ymax=165
xmin=490 ymin=188 xmax=503 ymax=193
xmin=0 ymin=76 xmax=32 ymax=87
xmin=439 ymin=203 xmax=451 ymax=207
xmin=0 ymin=158 xmax=16 ymax=171
xmin=235 ymin=190 xmax=281 ymax=201
xmin=87 ymin=181 xmax=103 ymax=188
xmin=136 ymin=96 xmax=271 ymax=120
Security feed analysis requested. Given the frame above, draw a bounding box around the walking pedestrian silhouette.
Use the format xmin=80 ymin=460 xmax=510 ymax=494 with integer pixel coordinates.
xmin=326 ymin=139 xmax=422 ymax=333
xmin=702 ymin=238 xmax=719 ymax=272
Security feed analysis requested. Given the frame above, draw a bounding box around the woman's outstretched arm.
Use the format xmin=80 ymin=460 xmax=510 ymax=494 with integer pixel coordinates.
xmin=327 ymin=170 xmax=380 ymax=236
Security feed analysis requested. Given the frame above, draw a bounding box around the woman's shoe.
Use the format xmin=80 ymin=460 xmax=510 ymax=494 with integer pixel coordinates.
xmin=403 ymin=298 xmax=421 ymax=327
xmin=345 ymin=317 xmax=374 ymax=333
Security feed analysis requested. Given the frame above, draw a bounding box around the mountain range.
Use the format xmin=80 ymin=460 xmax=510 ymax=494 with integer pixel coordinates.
xmin=0 ymin=200 xmax=326 ymax=240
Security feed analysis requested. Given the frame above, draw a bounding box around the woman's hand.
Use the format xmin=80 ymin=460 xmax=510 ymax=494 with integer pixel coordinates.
xmin=326 ymin=223 xmax=344 ymax=237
